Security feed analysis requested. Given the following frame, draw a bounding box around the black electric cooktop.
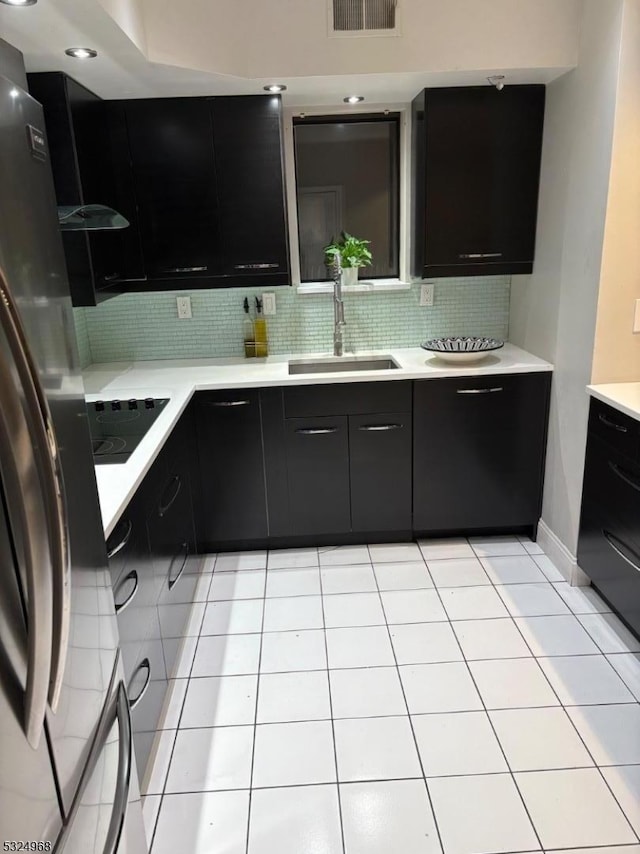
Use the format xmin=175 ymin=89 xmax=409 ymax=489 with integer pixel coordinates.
xmin=88 ymin=397 xmax=169 ymax=464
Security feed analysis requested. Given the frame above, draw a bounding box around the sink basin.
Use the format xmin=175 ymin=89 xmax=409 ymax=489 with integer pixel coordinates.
xmin=288 ymin=355 xmax=400 ymax=375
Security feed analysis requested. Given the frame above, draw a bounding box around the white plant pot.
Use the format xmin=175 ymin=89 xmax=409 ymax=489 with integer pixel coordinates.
xmin=341 ymin=266 xmax=359 ymax=287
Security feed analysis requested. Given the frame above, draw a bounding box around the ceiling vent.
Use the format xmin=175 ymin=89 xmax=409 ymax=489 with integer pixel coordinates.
xmin=330 ymin=0 xmax=400 ymax=36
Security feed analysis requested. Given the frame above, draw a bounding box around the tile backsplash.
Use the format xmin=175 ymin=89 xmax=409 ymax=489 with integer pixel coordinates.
xmin=74 ymin=277 xmax=511 ymax=367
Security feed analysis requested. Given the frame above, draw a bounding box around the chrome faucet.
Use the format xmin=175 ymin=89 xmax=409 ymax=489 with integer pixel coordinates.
xmin=332 ymin=251 xmax=345 ymax=357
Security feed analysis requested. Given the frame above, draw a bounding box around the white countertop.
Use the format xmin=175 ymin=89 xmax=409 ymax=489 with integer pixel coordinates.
xmin=84 ymin=344 xmax=553 ymax=539
xmin=588 ymin=382 xmax=640 ymax=423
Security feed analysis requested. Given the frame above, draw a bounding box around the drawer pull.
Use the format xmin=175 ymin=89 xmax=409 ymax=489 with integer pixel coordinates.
xmin=208 ymin=400 xmax=251 ymax=407
xmin=234 ymin=263 xmax=279 ymax=270
xmin=168 ymin=541 xmax=190 ymax=590
xmin=295 ymin=427 xmax=338 ymax=435
xmin=609 ymin=461 xmax=640 ymax=493
xmin=107 ymin=518 xmax=133 ymax=559
xmin=603 ymin=529 xmax=640 ymax=574
xmin=161 ymin=266 xmax=208 ymax=273
xmin=127 ymin=658 xmax=151 ymax=710
xmin=598 ymin=413 xmax=628 ymax=433
xmin=113 ymin=569 xmax=138 ymax=614
xmin=158 ymin=475 xmax=182 ymax=517
xmin=459 ymin=252 xmax=503 ymax=260
xmin=456 ymin=387 xmax=504 ymax=395
xmin=358 ymin=424 xmax=403 ymax=432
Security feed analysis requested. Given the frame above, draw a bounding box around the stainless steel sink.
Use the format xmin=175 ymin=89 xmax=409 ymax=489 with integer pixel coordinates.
xmin=288 ymin=356 xmax=400 ymax=375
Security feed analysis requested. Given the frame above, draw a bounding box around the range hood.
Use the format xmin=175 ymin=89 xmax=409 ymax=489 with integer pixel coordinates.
xmin=57 ymin=205 xmax=129 ymax=231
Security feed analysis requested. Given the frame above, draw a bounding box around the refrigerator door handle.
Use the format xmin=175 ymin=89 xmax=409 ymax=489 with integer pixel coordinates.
xmin=0 ymin=295 xmax=53 ymax=749
xmin=103 ymin=682 xmax=132 ymax=854
xmin=0 ymin=271 xmax=71 ymax=712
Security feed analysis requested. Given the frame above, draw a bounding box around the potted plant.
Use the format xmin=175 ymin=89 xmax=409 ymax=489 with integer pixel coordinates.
xmin=324 ymin=232 xmax=373 ymax=286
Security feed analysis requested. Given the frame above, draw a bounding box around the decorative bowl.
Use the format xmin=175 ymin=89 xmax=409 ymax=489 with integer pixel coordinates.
xmin=421 ymin=336 xmax=505 ymax=364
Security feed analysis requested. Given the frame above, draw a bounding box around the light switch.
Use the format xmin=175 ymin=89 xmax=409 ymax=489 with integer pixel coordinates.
xmin=634 ymin=298 xmax=640 ymax=333
xmin=263 ymin=292 xmax=277 ymax=315
xmin=176 ymin=296 xmax=192 ymax=319
xmin=420 ymin=284 xmax=435 ymax=307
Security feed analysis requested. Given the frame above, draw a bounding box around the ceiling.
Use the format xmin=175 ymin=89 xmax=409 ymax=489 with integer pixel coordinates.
xmin=0 ymin=0 xmax=581 ymax=105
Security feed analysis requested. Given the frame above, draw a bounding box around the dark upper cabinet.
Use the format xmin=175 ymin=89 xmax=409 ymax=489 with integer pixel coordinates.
xmin=27 ymin=72 xmax=127 ymax=306
xmin=413 ymin=372 xmax=551 ymax=534
xmin=412 ymin=85 xmax=545 ymax=278
xmin=210 ymin=95 xmax=290 ymax=285
xmin=108 ymin=94 xmax=290 ymax=290
xmin=194 ymin=390 xmax=269 ymax=548
xmin=121 ymin=98 xmax=222 ymax=283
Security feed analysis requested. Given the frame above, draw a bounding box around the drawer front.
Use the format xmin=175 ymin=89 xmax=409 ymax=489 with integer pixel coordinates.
xmin=588 ymin=398 xmax=640 ymax=461
xmin=581 ymin=436 xmax=640 ymax=548
xmin=284 ymin=381 xmax=412 ymax=418
xmin=578 ymin=512 xmax=640 ymax=637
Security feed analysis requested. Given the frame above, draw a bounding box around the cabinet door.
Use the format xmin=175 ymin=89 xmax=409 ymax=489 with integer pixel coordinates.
xmin=285 ymin=416 xmax=351 ymax=536
xmin=413 ymin=373 xmax=550 ymax=533
xmin=211 ymin=95 xmax=290 ymax=284
xmin=124 ymin=98 xmax=221 ymax=280
xmin=195 ymin=390 xmax=268 ymax=546
xmin=413 ymin=85 xmax=545 ymax=277
xmin=349 ymin=412 xmax=412 ymax=533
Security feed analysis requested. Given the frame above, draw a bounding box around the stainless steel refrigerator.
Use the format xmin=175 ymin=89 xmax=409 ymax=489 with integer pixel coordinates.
xmin=0 ymin=72 xmax=147 ymax=852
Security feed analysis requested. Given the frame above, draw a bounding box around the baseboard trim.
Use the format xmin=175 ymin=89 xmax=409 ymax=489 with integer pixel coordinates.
xmin=536 ymin=519 xmax=590 ymax=586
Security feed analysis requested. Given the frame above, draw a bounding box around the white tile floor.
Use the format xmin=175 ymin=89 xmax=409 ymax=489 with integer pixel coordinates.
xmin=143 ymin=536 xmax=640 ymax=854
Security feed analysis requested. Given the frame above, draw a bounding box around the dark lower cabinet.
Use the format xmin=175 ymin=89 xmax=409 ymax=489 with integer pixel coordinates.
xmin=285 ymin=416 xmax=351 ymax=536
xmin=413 ymin=373 xmax=551 ymax=534
xmin=195 ymin=390 xmax=268 ymax=547
xmin=578 ymin=401 xmax=640 ymax=637
xmin=107 ymin=406 xmax=200 ymax=782
xmin=349 ymin=412 xmax=412 ymax=532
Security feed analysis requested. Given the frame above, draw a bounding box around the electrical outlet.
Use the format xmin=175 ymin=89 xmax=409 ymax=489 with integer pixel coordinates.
xmin=420 ymin=284 xmax=435 ymax=307
xmin=263 ymin=292 xmax=277 ymax=316
xmin=176 ymin=296 xmax=192 ymax=319
xmin=634 ymin=299 xmax=640 ymax=333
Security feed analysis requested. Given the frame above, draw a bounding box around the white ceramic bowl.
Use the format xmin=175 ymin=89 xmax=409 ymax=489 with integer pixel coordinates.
xmin=421 ymin=337 xmax=504 ymax=365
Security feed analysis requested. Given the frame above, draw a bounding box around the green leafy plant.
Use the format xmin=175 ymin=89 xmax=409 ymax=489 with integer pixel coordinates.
xmin=324 ymin=231 xmax=373 ymax=269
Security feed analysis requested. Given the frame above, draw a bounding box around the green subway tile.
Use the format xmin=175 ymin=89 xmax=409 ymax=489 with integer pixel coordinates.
xmin=75 ymin=278 xmax=510 ymax=365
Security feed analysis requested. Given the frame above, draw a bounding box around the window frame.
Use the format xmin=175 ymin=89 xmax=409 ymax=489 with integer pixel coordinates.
xmin=283 ymin=103 xmax=412 ymax=293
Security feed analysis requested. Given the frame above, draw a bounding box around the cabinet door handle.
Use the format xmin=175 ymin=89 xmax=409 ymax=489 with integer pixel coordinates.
xmin=168 ymin=541 xmax=190 ymax=590
xmin=208 ymin=400 xmax=251 ymax=407
xmin=102 ymin=272 xmax=121 ymax=283
xmin=456 ymin=387 xmax=504 ymax=395
xmin=295 ymin=427 xmax=339 ymax=435
xmin=234 ymin=263 xmax=279 ymax=270
xmin=603 ymin=529 xmax=640 ymax=574
xmin=459 ymin=252 xmax=503 ymax=259
xmin=160 ymin=265 xmax=208 ymax=273
xmin=127 ymin=658 xmax=151 ymax=710
xmin=608 ymin=461 xmax=640 ymax=493
xmin=158 ymin=475 xmax=182 ymax=517
xmin=107 ymin=518 xmax=133 ymax=559
xmin=113 ymin=569 xmax=138 ymax=615
xmin=358 ymin=424 xmax=403 ymax=432
xmin=598 ymin=412 xmax=628 ymax=433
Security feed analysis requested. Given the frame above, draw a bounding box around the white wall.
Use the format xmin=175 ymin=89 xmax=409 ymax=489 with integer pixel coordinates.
xmin=509 ymin=0 xmax=624 ymax=557
xmin=142 ymin=0 xmax=580 ymax=80
xmin=592 ymin=0 xmax=640 ymax=384
xmin=96 ymin=0 xmax=147 ymax=54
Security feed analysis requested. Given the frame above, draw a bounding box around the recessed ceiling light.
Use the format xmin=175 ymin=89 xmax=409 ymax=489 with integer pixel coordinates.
xmin=65 ymin=47 xmax=98 ymax=59
xmin=0 ymin=0 xmax=38 ymax=6
xmin=263 ymin=84 xmax=287 ymax=93
xmin=344 ymin=95 xmax=364 ymax=104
